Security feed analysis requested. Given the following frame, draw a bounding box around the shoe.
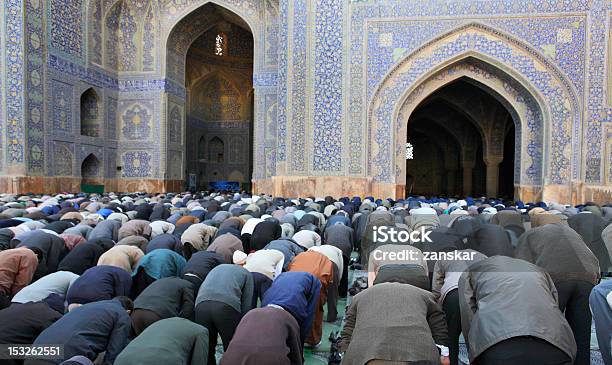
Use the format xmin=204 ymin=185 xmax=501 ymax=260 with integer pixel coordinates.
xmin=305 ymin=340 xmax=322 ymax=349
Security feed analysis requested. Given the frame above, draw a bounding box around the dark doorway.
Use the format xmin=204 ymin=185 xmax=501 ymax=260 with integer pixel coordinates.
xmin=407 ymin=78 xmax=515 ymax=198
xmin=183 ymin=3 xmax=254 ymax=191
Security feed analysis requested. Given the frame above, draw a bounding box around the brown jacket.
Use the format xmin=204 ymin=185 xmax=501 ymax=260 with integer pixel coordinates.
xmin=175 ymin=215 xmax=200 ymax=227
xmin=118 ymin=220 xmax=152 ymax=241
xmin=207 ymin=233 xmax=243 ymax=264
xmin=0 ymin=247 xmax=39 ymax=296
xmin=181 ymin=224 xmax=217 ymax=251
xmin=339 ymin=282 xmax=448 ymax=364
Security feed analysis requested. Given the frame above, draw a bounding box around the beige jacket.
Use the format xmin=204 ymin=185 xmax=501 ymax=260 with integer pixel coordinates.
xmin=98 ymin=245 xmax=144 ymax=273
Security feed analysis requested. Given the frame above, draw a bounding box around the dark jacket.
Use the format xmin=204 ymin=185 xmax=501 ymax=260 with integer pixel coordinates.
xmin=458 ymin=256 xmax=577 ymax=362
xmin=149 ymin=204 xmax=170 ymax=222
xmin=0 ymin=228 xmax=15 ymax=251
xmin=323 ymin=223 xmax=354 ymax=258
xmin=114 ymin=318 xmax=208 ymax=365
xmin=66 ymin=265 xmax=132 ymax=305
xmin=250 ymin=221 xmax=282 ymax=251
xmin=32 ymin=299 xmax=131 ymax=364
xmin=567 ymin=213 xmax=612 ymax=272
xmin=44 ymin=221 xmax=75 ymax=234
xmin=0 ymin=302 xmax=62 ymax=344
xmin=516 ymin=223 xmax=600 ymax=284
xmin=134 ymin=204 xmax=153 ymax=221
xmin=182 ymin=251 xmax=225 ymax=282
xmin=134 ymin=277 xmax=194 ymax=320
xmin=250 ymin=272 xmax=272 ymax=309
xmin=146 ymin=234 xmax=182 ymax=254
xmin=360 ymin=211 xmax=394 ymax=266
xmin=466 ymin=224 xmax=514 ymax=258
xmin=58 ymin=242 xmax=105 ymax=275
xmin=17 ymin=230 xmax=67 ymax=279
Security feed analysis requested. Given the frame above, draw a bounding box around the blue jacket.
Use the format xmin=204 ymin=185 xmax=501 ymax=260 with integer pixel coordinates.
xmin=33 ymin=299 xmax=131 ymax=364
xmin=66 ymin=265 xmax=132 ymax=304
xmin=262 ymin=272 xmax=321 ymax=343
xmin=132 ymin=249 xmax=186 ymax=280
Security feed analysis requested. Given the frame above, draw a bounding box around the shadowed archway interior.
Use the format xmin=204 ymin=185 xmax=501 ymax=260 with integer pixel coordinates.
xmin=406 ymin=78 xmax=515 ymax=199
xmin=184 ymin=3 xmax=254 ymax=191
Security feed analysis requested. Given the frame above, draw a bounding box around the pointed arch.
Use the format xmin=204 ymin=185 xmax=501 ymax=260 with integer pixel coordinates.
xmin=80 ymin=87 xmax=100 ymax=137
xmin=367 ymin=23 xmax=581 ymax=202
xmin=208 ymin=136 xmax=225 ymax=163
xmin=81 ymin=153 xmax=101 ymax=179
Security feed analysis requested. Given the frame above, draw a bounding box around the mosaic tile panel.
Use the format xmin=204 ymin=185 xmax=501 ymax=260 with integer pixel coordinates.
xmin=106 ymin=148 xmax=117 ymax=178
xmin=48 ymin=0 xmax=84 ymax=62
xmin=5 ymin=0 xmax=25 ymax=165
xmin=89 ymin=0 xmax=102 ymax=65
xmin=168 ymin=104 xmax=183 ymax=145
xmin=24 ymin=0 xmax=45 ymax=173
xmin=584 ymin=0 xmax=610 ymax=183
xmin=53 ymin=142 xmax=74 ymax=176
xmin=106 ymin=97 xmax=118 ymax=140
xmin=143 ymin=4 xmax=156 ymax=72
xmin=312 ymin=0 xmax=343 ymax=172
xmin=276 ymin=0 xmax=288 ymax=162
xmin=52 ymin=80 xmax=74 ymax=133
xmin=289 ymin=0 xmax=307 ymax=172
xmin=121 ymin=150 xmax=152 ymax=178
xmin=121 ymin=102 xmax=153 ymax=140
xmin=0 ymin=6 xmax=3 ymax=171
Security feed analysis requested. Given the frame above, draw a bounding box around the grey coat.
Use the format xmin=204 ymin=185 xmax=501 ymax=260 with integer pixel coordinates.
xmin=89 ymin=219 xmax=121 ymax=242
xmin=339 ymin=282 xmax=448 ymax=364
xmin=458 ymin=256 xmax=577 ymax=362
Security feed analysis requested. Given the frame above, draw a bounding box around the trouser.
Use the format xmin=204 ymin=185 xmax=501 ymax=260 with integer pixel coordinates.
xmin=340 ymin=254 xmax=349 ymax=297
xmin=442 ymin=289 xmax=461 ymax=365
xmin=306 ymin=286 xmax=327 ymax=346
xmin=195 ymin=300 xmax=242 ymax=365
xmin=555 ymin=279 xmax=594 ymax=365
xmin=476 ymin=336 xmax=572 ymax=365
xmin=589 ymin=280 xmax=612 ymax=365
xmin=131 ymin=308 xmax=162 ymax=337
xmin=130 ymin=269 xmax=156 ymax=299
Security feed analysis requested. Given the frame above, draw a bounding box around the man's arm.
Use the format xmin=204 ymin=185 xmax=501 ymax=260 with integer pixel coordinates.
xmin=431 ymin=260 xmax=447 ymax=303
xmin=457 ymin=271 xmax=476 ymax=350
xmin=326 ymin=263 xmax=339 ymax=322
xmin=426 ymin=295 xmax=449 ymax=346
xmin=114 ymin=271 xmax=132 ymax=297
xmin=338 ymin=299 xmax=357 ymax=352
xmin=241 ymin=272 xmax=254 ymax=315
xmin=103 ymin=313 xmax=131 ymax=363
xmin=13 ymin=256 xmax=37 ymax=295
xmin=190 ymin=329 xmax=209 ymax=365
xmin=179 ymin=283 xmax=195 ymax=320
